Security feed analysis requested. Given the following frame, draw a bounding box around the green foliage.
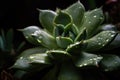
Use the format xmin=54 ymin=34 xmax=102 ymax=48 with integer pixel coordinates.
xmin=13 ymin=1 xmax=120 ymax=80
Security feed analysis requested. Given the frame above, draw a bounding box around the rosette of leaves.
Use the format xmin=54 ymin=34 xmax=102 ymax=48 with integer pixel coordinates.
xmin=12 ymin=1 xmax=120 ymax=80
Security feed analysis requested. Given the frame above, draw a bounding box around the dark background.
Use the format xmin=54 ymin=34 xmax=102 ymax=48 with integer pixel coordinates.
xmin=0 ymin=0 xmax=105 ymax=29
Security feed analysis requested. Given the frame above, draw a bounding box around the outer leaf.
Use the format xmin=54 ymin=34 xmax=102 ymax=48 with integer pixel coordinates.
xmin=104 ymin=33 xmax=120 ymax=50
xmin=54 ymin=10 xmax=72 ymax=26
xmin=73 ymin=52 xmax=103 ymax=68
xmin=39 ymin=9 xmax=57 ymax=33
xmin=12 ymin=47 xmax=50 ymax=71
xmin=58 ymin=63 xmax=82 ymax=80
xmin=21 ymin=26 xmax=58 ymax=49
xmin=85 ymin=31 xmax=117 ymax=52
xmin=100 ymin=54 xmax=120 ymax=71
xmin=65 ymin=1 xmax=85 ymax=28
xmin=47 ymin=50 xmax=71 ymax=62
xmin=28 ymin=53 xmax=51 ymax=64
xmin=19 ymin=26 xmax=41 ymax=45
xmin=56 ymin=37 xmax=73 ymax=49
xmin=66 ymin=41 xmax=85 ymax=55
xmin=81 ymin=8 xmax=104 ymax=38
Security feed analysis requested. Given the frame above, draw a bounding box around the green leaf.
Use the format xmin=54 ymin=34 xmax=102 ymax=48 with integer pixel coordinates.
xmin=73 ymin=52 xmax=103 ymax=68
xmin=104 ymin=33 xmax=120 ymax=50
xmin=56 ymin=37 xmax=73 ymax=49
xmin=65 ymin=1 xmax=85 ymax=28
xmin=85 ymin=31 xmax=117 ymax=52
xmin=32 ymin=29 xmax=58 ymax=49
xmin=66 ymin=41 xmax=85 ymax=55
xmin=38 ymin=9 xmax=56 ymax=34
xmin=28 ymin=53 xmax=51 ymax=64
xmin=100 ymin=54 xmax=120 ymax=71
xmin=21 ymin=26 xmax=58 ymax=49
xmin=19 ymin=26 xmax=41 ymax=45
xmin=12 ymin=47 xmax=50 ymax=71
xmin=58 ymin=63 xmax=82 ymax=80
xmin=75 ymin=27 xmax=86 ymax=42
xmin=53 ymin=24 xmax=64 ymax=37
xmin=80 ymin=8 xmax=104 ymax=38
xmin=47 ymin=50 xmax=71 ymax=62
xmin=54 ymin=10 xmax=72 ymax=26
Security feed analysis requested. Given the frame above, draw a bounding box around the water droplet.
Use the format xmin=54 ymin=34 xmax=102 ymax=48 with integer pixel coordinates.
xmin=79 ymin=7 xmax=81 ymax=9
xmin=89 ymin=59 xmax=93 ymax=61
xmin=20 ymin=57 xmax=23 ymax=59
xmin=106 ymin=39 xmax=109 ymax=42
xmin=37 ymin=39 xmax=41 ymax=43
xmin=79 ymin=65 xmax=83 ymax=67
xmin=88 ymin=21 xmax=91 ymax=24
xmin=102 ymin=44 xmax=105 ymax=46
xmin=105 ymin=69 xmax=109 ymax=71
xmin=100 ymin=17 xmax=103 ymax=20
xmin=98 ymin=43 xmax=102 ymax=45
xmin=111 ymin=35 xmax=114 ymax=37
xmin=29 ymin=56 xmax=34 ymax=59
xmin=83 ymin=63 xmax=87 ymax=66
xmin=93 ymin=15 xmax=97 ymax=18
xmin=25 ymin=36 xmax=29 ymax=39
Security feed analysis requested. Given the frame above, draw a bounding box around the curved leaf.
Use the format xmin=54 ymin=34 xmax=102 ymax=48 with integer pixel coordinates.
xmin=19 ymin=26 xmax=41 ymax=45
xmin=38 ymin=9 xmax=57 ymax=34
xmin=54 ymin=10 xmax=72 ymax=26
xmin=100 ymin=54 xmax=120 ymax=71
xmin=56 ymin=37 xmax=73 ymax=49
xmin=73 ymin=52 xmax=102 ymax=68
xmin=12 ymin=47 xmax=50 ymax=71
xmin=66 ymin=41 xmax=85 ymax=55
xmin=65 ymin=1 xmax=85 ymax=28
xmin=80 ymin=8 xmax=104 ymax=38
xmin=47 ymin=50 xmax=71 ymax=62
xmin=85 ymin=31 xmax=117 ymax=52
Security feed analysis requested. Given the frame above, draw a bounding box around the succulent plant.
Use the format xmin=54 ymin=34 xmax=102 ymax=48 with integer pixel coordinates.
xmin=12 ymin=1 xmax=120 ymax=80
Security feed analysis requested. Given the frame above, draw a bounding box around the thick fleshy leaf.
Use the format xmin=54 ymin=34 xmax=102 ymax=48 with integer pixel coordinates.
xmin=64 ymin=24 xmax=78 ymax=36
xmin=31 ymin=28 xmax=58 ymax=49
xmin=54 ymin=10 xmax=72 ymax=26
xmin=53 ymin=24 xmax=64 ymax=37
xmin=56 ymin=37 xmax=73 ymax=49
xmin=21 ymin=26 xmax=58 ymax=49
xmin=28 ymin=53 xmax=51 ymax=64
xmin=65 ymin=1 xmax=85 ymax=28
xmin=38 ymin=9 xmax=57 ymax=33
xmin=47 ymin=50 xmax=71 ymax=62
xmin=104 ymin=33 xmax=120 ymax=50
xmin=85 ymin=31 xmax=117 ymax=52
xmin=80 ymin=8 xmax=104 ymax=38
xmin=58 ymin=63 xmax=82 ymax=80
xmin=75 ymin=27 xmax=86 ymax=42
xmin=12 ymin=47 xmax=50 ymax=71
xmin=19 ymin=26 xmax=41 ymax=45
xmin=100 ymin=54 xmax=120 ymax=71
xmin=73 ymin=52 xmax=103 ymax=68
xmin=66 ymin=41 xmax=85 ymax=55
